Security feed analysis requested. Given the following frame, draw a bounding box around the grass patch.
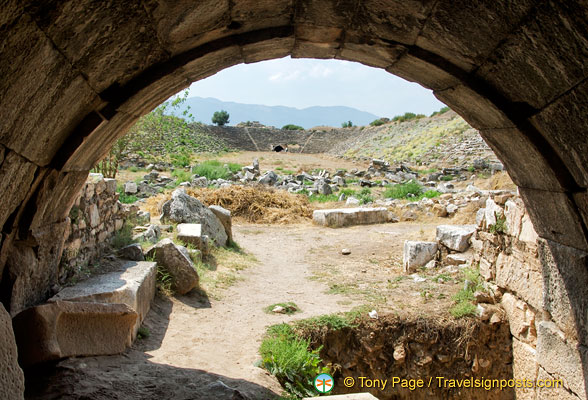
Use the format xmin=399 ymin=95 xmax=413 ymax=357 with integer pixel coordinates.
xmin=357 ymin=187 xmax=373 ymax=204
xmin=450 ymin=266 xmax=484 ymax=318
xmin=137 ymin=326 xmax=150 ymax=339
xmin=156 ymin=265 xmax=174 ymax=296
xmin=192 ymin=160 xmax=241 ymax=180
xmin=116 ymin=185 xmax=138 ymax=204
xmin=308 ymin=193 xmax=339 ymax=203
xmin=171 ymin=169 xmax=192 ymax=184
xmin=259 ymin=324 xmax=329 ymax=398
xmin=489 ymin=214 xmax=507 ymax=234
xmin=294 ymin=311 xmax=360 ymax=331
xmin=111 ymin=222 xmax=135 ymax=249
xmin=383 ymin=180 xmax=422 ymax=199
xmin=264 ymin=302 xmax=301 ymax=315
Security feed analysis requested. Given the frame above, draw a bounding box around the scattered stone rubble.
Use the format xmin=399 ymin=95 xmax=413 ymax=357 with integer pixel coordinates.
xmin=403 ymin=193 xmax=588 ymax=399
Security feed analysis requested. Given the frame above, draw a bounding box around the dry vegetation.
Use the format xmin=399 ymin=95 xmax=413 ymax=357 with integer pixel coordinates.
xmin=144 ymin=186 xmax=313 ymax=224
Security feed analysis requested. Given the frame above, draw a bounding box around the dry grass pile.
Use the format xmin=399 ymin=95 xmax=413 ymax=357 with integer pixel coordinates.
xmin=143 ymin=186 xmax=313 ymax=224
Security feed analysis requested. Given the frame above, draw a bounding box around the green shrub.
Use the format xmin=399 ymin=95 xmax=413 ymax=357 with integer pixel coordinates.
xmin=369 ymin=118 xmax=387 ymax=126
xmin=357 ymin=187 xmax=373 ymax=204
xmin=282 ymin=124 xmax=304 ymax=131
xmin=116 ymin=185 xmax=138 ymax=204
xmin=192 ymin=160 xmax=233 ymax=180
xmin=430 ymin=106 xmax=451 ymax=117
xmin=489 ymin=214 xmax=507 ymax=234
xmin=171 ymin=169 xmax=192 ymax=185
xmin=383 ymin=180 xmax=423 ymax=199
xmin=422 ymin=190 xmax=441 ymax=199
xmin=341 ymin=120 xmax=353 ymax=128
xmin=259 ymin=324 xmax=329 ymax=398
xmin=111 ymin=223 xmax=135 ymax=249
xmin=340 ymin=188 xmax=356 ymax=196
xmin=440 ymin=175 xmax=454 ymax=181
xmin=392 ymin=112 xmax=426 ymax=123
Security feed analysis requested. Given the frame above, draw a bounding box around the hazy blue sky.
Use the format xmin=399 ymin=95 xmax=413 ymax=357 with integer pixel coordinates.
xmin=187 ymin=57 xmax=445 ymax=118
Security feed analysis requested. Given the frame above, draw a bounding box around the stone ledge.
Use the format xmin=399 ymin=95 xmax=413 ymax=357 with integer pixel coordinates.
xmin=313 ymin=207 xmax=390 ymax=228
xmin=49 ymin=261 xmax=157 ymax=339
xmin=13 ymin=301 xmax=137 ymax=367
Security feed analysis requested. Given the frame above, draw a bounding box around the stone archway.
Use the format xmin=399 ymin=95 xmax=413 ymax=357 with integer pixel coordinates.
xmin=1 ymin=0 xmax=588 ymax=397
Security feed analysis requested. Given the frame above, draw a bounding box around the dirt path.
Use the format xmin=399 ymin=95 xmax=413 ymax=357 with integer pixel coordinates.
xmin=26 ymin=221 xmax=453 ymax=400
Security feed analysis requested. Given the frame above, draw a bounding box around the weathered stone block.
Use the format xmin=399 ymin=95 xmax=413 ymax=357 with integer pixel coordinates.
xmin=12 ymin=301 xmax=137 ymax=367
xmin=495 ymin=249 xmax=543 ymax=310
xmin=512 ymin=338 xmax=538 ymax=400
xmin=479 ymin=257 xmax=494 ymax=281
xmin=146 ymin=239 xmax=199 ymax=295
xmin=436 ymin=225 xmax=476 ymax=252
xmin=177 ymin=223 xmax=208 ymax=253
xmin=434 ymin=85 xmax=515 ymax=130
xmin=476 ymin=1 xmax=588 ymax=110
xmin=0 ymin=151 xmax=37 ymax=230
xmin=536 ymin=321 xmax=588 ymax=398
xmin=209 ymin=205 xmax=232 ymax=243
xmin=49 ymin=261 xmax=156 ymax=339
xmin=504 ymin=199 xmax=523 ymax=238
xmin=536 ymin=367 xmax=581 ymax=400
xmin=161 ymin=189 xmax=227 ymax=246
xmin=519 ymin=188 xmax=588 ymax=251
xmin=479 ymin=128 xmax=564 ymax=191
xmin=501 ymin=292 xmax=537 ymax=345
xmin=531 ymin=79 xmax=588 ymax=188
xmin=312 ymin=207 xmax=390 ymax=228
xmin=0 ymin=303 xmax=24 ymax=400
xmin=403 ymin=241 xmax=438 ymax=274
xmin=539 ymin=239 xmax=588 ymax=344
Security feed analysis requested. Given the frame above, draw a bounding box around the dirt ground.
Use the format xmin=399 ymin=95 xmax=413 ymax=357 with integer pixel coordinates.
xmin=26 ymin=218 xmax=465 ymax=400
xmin=200 ymin=151 xmax=369 ymax=175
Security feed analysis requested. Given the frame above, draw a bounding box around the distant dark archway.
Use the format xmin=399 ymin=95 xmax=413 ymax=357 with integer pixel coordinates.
xmin=1 ymin=2 xmax=588 ymax=397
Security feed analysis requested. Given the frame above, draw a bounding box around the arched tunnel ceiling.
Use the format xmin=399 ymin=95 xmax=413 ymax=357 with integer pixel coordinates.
xmin=0 ymin=0 xmax=588 ymax=314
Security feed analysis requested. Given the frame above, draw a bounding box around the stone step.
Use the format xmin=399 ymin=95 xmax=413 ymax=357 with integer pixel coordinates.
xmin=49 ymin=261 xmax=156 ymax=338
xmin=13 ymin=301 xmax=137 ymax=367
xmin=313 ymin=207 xmax=392 ymax=228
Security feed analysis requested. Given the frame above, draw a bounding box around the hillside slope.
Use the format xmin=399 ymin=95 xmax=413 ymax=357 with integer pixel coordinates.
xmin=327 ymin=111 xmax=498 ymax=167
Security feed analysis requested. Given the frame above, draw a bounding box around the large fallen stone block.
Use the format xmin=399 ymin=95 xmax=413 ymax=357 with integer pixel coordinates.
xmin=403 ymin=241 xmax=438 ymax=273
xmin=313 ymin=207 xmax=391 ymax=228
xmin=13 ymin=301 xmax=137 ymax=367
xmin=177 ymin=223 xmax=210 ymax=255
xmin=49 ymin=261 xmax=156 ymax=338
xmin=436 ymin=225 xmax=476 ymax=252
xmin=209 ymin=205 xmax=232 ymax=243
xmin=161 ymin=189 xmax=227 ymax=246
xmin=0 ymin=303 xmax=24 ymax=400
xmin=146 ymin=238 xmax=199 ymax=295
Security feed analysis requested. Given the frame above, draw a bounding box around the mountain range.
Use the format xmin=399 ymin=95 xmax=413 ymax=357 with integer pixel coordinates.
xmin=172 ymin=96 xmax=380 ymax=129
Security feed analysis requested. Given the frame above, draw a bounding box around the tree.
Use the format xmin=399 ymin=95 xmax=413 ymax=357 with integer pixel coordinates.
xmin=92 ymin=90 xmax=194 ymax=177
xmin=212 ymin=110 xmax=230 ymax=126
xmin=341 ymin=120 xmax=353 ymax=128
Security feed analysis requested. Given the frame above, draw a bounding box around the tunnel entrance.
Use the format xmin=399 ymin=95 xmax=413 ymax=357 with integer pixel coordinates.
xmin=1 ymin=1 xmax=588 ymax=399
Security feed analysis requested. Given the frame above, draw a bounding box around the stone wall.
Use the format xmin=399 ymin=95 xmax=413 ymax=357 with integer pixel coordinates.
xmin=59 ymin=173 xmax=131 ymax=285
xmin=474 ymin=195 xmax=588 ymax=399
xmin=201 ymin=124 xmax=358 ymax=153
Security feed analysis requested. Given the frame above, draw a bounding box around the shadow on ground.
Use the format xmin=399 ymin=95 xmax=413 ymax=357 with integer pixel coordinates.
xmin=23 ymin=292 xmax=276 ymax=400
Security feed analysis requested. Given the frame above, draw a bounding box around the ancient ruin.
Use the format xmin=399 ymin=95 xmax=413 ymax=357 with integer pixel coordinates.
xmin=1 ymin=1 xmax=588 ymax=399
